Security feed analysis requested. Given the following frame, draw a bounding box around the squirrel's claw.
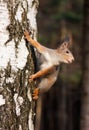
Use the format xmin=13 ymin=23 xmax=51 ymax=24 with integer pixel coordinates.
xmin=24 ymin=30 xmax=30 ymax=39
xmin=24 ymin=30 xmax=29 ymax=36
xmin=29 ymin=74 xmax=35 ymax=82
xmin=32 ymin=88 xmax=39 ymax=100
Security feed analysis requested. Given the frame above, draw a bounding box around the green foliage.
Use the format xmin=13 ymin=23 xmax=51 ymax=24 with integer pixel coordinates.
xmin=52 ymin=11 xmax=83 ymax=23
xmin=38 ymin=35 xmax=49 ymax=45
xmin=50 ymin=0 xmax=61 ymax=7
xmin=64 ymin=12 xmax=83 ymax=22
xmin=60 ymin=70 xmax=82 ymax=84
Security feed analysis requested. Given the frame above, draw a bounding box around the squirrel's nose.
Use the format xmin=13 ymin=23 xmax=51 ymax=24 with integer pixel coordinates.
xmin=69 ymin=56 xmax=74 ymax=63
xmin=71 ymin=56 xmax=74 ymax=62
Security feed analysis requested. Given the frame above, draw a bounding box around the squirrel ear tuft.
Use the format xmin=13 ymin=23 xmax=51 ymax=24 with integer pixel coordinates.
xmin=61 ymin=36 xmax=70 ymax=43
xmin=59 ymin=42 xmax=69 ymax=50
xmin=57 ymin=41 xmax=69 ymax=51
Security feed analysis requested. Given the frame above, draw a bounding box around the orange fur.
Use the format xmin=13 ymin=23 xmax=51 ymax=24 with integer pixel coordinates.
xmin=24 ymin=31 xmax=45 ymax=53
xmin=29 ymin=66 xmax=55 ymax=82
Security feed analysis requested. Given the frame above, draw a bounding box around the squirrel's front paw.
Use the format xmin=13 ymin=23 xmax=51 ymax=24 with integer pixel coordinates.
xmin=24 ymin=31 xmax=30 ymax=39
xmin=32 ymin=88 xmax=39 ymax=100
xmin=29 ymin=74 xmax=35 ymax=82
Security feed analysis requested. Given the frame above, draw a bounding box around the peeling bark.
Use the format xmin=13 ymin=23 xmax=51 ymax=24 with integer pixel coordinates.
xmin=0 ymin=0 xmax=38 ymax=130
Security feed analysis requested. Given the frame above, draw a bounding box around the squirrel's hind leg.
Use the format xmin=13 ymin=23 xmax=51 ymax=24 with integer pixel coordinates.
xmin=32 ymin=88 xmax=40 ymax=100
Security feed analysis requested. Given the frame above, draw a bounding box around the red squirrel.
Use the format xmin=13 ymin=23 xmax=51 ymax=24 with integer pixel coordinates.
xmin=24 ymin=31 xmax=74 ymax=100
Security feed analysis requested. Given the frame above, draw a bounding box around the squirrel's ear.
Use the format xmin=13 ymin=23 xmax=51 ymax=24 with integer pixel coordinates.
xmin=60 ymin=35 xmax=72 ymax=48
xmin=59 ymin=42 xmax=69 ymax=50
xmin=59 ymin=36 xmax=71 ymax=49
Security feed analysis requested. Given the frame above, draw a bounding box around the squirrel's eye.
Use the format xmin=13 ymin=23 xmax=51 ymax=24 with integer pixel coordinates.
xmin=66 ymin=51 xmax=69 ymax=53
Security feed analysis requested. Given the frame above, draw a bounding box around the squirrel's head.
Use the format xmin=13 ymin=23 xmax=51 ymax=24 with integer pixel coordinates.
xmin=57 ymin=41 xmax=74 ymax=64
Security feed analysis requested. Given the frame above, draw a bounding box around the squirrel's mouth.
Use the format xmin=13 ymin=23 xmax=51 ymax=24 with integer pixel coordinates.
xmin=64 ymin=56 xmax=74 ymax=64
xmin=66 ymin=57 xmax=74 ymax=63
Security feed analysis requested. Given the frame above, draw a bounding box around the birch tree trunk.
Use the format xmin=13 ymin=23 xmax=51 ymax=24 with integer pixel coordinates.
xmin=0 ymin=0 xmax=38 ymax=130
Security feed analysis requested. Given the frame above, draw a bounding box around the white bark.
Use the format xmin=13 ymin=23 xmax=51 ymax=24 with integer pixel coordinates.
xmin=0 ymin=0 xmax=38 ymax=70
xmin=0 ymin=0 xmax=38 ymax=130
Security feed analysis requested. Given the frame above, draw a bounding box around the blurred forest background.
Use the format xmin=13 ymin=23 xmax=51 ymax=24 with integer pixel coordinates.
xmin=36 ymin=0 xmax=89 ymax=130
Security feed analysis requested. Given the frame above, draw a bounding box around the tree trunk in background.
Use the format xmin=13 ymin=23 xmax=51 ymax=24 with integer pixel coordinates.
xmin=0 ymin=0 xmax=38 ymax=130
xmin=80 ymin=1 xmax=89 ymax=130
